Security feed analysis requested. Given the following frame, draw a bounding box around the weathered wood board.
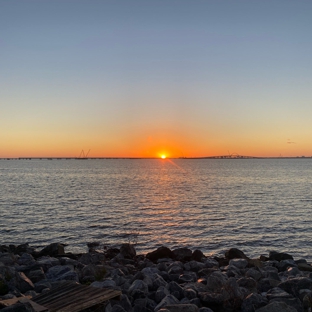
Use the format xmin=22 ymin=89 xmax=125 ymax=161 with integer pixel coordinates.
xmin=32 ymin=281 xmax=121 ymax=312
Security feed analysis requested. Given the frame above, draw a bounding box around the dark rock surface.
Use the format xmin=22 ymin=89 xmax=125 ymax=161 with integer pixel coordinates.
xmin=1 ymin=243 xmax=312 ymax=312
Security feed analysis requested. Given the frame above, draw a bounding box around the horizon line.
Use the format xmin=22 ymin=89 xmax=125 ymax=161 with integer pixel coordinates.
xmin=1 ymin=155 xmax=312 ymax=160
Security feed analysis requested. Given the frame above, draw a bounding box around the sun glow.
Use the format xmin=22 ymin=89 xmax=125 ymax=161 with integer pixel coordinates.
xmin=161 ymin=155 xmax=167 ymax=159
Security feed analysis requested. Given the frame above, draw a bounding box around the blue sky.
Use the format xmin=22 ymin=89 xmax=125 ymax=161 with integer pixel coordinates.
xmin=1 ymin=1 xmax=312 ymax=157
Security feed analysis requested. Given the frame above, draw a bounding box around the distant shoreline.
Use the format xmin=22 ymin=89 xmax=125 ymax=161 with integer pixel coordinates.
xmin=1 ymin=156 xmax=312 ymax=160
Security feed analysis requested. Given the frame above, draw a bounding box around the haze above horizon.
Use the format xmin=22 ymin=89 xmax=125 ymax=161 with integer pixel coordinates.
xmin=1 ymin=1 xmax=312 ymax=158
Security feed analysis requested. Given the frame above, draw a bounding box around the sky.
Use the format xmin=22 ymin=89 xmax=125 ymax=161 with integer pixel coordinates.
xmin=1 ymin=0 xmax=312 ymax=158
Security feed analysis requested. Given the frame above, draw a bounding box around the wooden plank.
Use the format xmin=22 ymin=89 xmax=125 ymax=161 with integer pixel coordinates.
xmin=34 ymin=285 xmax=88 ymax=306
xmin=61 ymin=290 xmax=121 ymax=312
xmin=45 ymin=288 xmax=121 ymax=312
xmin=32 ymin=283 xmax=121 ymax=312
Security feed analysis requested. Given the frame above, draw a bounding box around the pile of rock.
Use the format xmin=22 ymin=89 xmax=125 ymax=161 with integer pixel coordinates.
xmin=1 ymin=242 xmax=312 ymax=311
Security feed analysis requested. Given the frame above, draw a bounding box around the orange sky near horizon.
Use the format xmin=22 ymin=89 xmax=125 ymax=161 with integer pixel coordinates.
xmin=1 ymin=1 xmax=312 ymax=159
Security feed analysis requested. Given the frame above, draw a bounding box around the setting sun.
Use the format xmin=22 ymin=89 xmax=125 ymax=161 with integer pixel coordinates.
xmin=161 ymin=155 xmax=166 ymax=159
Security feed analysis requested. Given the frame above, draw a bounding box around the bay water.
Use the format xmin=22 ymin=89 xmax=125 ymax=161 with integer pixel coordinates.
xmin=1 ymin=158 xmax=312 ymax=260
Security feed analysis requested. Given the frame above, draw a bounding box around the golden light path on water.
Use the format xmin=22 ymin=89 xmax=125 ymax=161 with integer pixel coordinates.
xmin=1 ymin=159 xmax=312 ymax=260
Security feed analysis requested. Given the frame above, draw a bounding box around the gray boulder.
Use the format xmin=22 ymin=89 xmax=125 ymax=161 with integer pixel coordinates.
xmin=184 ymin=261 xmax=205 ymax=272
xmin=167 ymin=281 xmax=184 ymax=300
xmin=17 ymin=253 xmax=36 ymax=266
xmin=255 ymin=301 xmax=297 ymax=312
xmin=268 ymin=251 xmax=293 ymax=262
xmin=36 ymin=256 xmax=60 ymax=271
xmin=172 ymin=248 xmax=192 ymax=262
xmin=278 ymin=277 xmax=312 ymax=297
xmin=45 ymin=265 xmax=73 ymax=281
xmin=120 ymin=243 xmax=136 ymax=259
xmin=146 ymin=247 xmax=174 ymax=262
xmin=246 ymin=267 xmax=262 ymax=281
xmin=206 ymin=271 xmax=227 ymax=291
xmin=26 ymin=268 xmax=46 ymax=283
xmin=129 ymin=279 xmax=149 ymax=297
xmin=78 ymin=252 xmax=105 ymax=265
xmin=241 ymin=293 xmax=268 ymax=312
xmin=229 ymin=258 xmax=248 ymax=269
xmin=13 ymin=272 xmax=35 ymax=293
xmin=160 ymin=304 xmax=199 ymax=312
xmin=225 ymin=248 xmax=248 ymax=260
xmin=0 ymin=253 xmax=16 ymax=266
xmin=179 ymin=272 xmax=197 ymax=283
xmin=38 ymin=243 xmax=65 ymax=257
xmin=155 ymin=285 xmax=170 ymax=303
xmin=154 ymin=294 xmax=179 ymax=311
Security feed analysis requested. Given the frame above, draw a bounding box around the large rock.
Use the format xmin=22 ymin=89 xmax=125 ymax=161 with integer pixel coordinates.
xmin=172 ymin=248 xmax=192 ymax=262
xmin=269 ymin=298 xmax=303 ymax=312
xmin=133 ymin=297 xmax=157 ymax=311
xmin=129 ymin=279 xmax=149 ymax=297
xmin=15 ymin=243 xmax=36 ymax=255
xmin=161 ymin=304 xmax=199 ymax=312
xmin=155 ymin=285 xmax=170 ymax=303
xmin=91 ymin=279 xmax=116 ymax=289
xmin=225 ymin=248 xmax=248 ymax=260
xmin=146 ymin=247 xmax=174 ymax=262
xmin=17 ymin=253 xmax=36 ymax=266
xmin=152 ymin=274 xmax=167 ymax=290
xmin=192 ymin=250 xmax=205 ymax=262
xmin=241 ymin=293 xmax=268 ymax=312
xmin=80 ymin=264 xmax=107 ymax=281
xmin=297 ymin=263 xmax=312 ymax=272
xmin=45 ymin=265 xmax=73 ymax=281
xmin=26 ymin=268 xmax=46 ymax=283
xmin=278 ymin=277 xmax=312 ymax=297
xmin=255 ymin=301 xmax=297 ymax=312
xmin=0 ymin=253 xmax=16 ymax=266
xmin=229 ymin=258 xmax=248 ymax=269
xmin=36 ymin=256 xmax=60 ymax=271
xmin=167 ymin=281 xmax=184 ymax=300
xmin=154 ymin=295 xmax=179 ymax=311
xmin=206 ymin=271 xmax=227 ymax=292
xmin=268 ymin=251 xmax=293 ymax=262
xmin=120 ymin=243 xmax=136 ymax=259
xmin=38 ymin=243 xmax=65 ymax=257
xmin=184 ymin=261 xmax=205 ymax=272
xmin=78 ymin=252 xmax=105 ymax=265
xmin=198 ymin=292 xmax=225 ymax=309
xmin=14 ymin=272 xmax=35 ymax=293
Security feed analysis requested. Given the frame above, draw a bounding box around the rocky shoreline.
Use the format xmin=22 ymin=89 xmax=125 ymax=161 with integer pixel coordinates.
xmin=1 ymin=243 xmax=312 ymax=312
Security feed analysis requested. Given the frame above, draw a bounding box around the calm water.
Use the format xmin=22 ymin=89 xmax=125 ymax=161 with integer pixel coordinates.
xmin=1 ymin=158 xmax=312 ymax=260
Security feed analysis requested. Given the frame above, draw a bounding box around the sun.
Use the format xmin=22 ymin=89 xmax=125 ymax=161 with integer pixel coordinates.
xmin=161 ymin=154 xmax=167 ymax=159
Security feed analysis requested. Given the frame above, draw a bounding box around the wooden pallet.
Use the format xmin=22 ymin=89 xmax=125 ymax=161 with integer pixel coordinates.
xmin=32 ymin=281 xmax=121 ymax=312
